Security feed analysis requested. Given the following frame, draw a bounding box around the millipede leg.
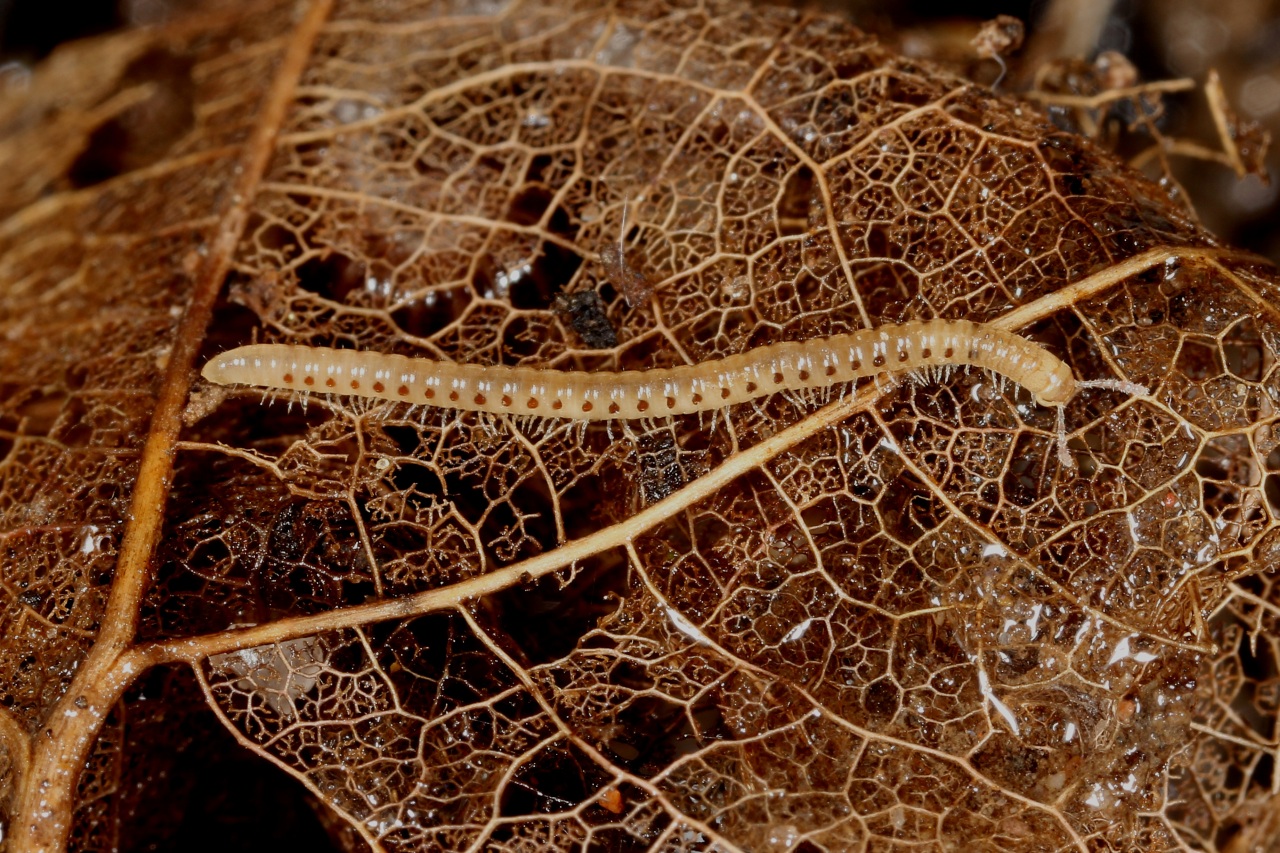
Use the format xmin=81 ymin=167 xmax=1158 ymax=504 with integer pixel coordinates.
xmin=1078 ymin=377 xmax=1151 ymax=397
xmin=1055 ymin=405 xmax=1072 ymax=468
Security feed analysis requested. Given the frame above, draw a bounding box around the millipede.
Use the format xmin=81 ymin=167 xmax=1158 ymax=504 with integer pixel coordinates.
xmin=201 ymin=319 xmax=1148 ymax=465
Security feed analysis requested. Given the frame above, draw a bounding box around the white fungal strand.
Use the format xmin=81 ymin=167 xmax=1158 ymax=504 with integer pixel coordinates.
xmin=201 ymin=319 xmax=1080 ymax=417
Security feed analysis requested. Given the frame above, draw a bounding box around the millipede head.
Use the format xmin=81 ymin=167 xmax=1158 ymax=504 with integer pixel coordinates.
xmin=1032 ymin=361 xmax=1077 ymax=407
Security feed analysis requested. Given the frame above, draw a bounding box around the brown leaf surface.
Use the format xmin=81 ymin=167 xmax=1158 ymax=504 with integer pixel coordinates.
xmin=2 ymin=0 xmax=1280 ymax=850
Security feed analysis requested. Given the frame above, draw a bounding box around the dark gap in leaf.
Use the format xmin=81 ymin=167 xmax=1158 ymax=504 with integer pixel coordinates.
xmin=500 ymin=314 xmax=547 ymax=359
xmin=390 ymin=284 xmax=471 ymax=338
xmin=864 ymin=221 xmax=893 ymax=259
xmin=386 ymin=459 xmax=448 ymax=511
xmin=602 ymin=693 xmax=696 ymax=773
xmin=507 ymin=181 xmax=554 ymax=227
xmin=1250 ymin=752 xmax=1275 ymax=795
xmin=68 ymin=48 xmax=197 ymax=188
xmin=498 ymin=476 xmax=562 ymax=557
xmin=596 ymin=275 xmax=620 ymax=305
xmin=0 ymin=0 xmax=120 ymax=60
xmin=468 ymin=254 xmax=499 ymax=305
xmin=1237 ymin=621 xmax=1274 ymax=684
xmin=496 ymin=741 xmax=609 ymax=818
xmin=522 ymin=152 xmax=556 ymax=184
xmin=440 ymin=461 xmax=497 ymax=531
xmin=380 ymin=423 xmax=423 ymax=457
xmin=194 ymin=398 xmax=328 ymax=458
xmin=200 ymin=296 xmax=267 ymax=352
xmin=109 ymin=665 xmax=343 ymax=853
xmin=484 ymin=549 xmax=626 ymax=665
xmin=506 ymin=241 xmax=583 ymax=310
xmin=1058 ymin=170 xmax=1090 ymax=197
xmin=559 ymin=474 xmax=612 ymax=542
xmin=322 ymin=635 xmax=370 ymax=677
xmin=147 ymin=448 xmax=308 ymax=637
xmin=294 ymin=250 xmax=366 ymax=304
xmin=547 ymin=200 xmax=575 ymax=241
xmin=1266 ymin=474 xmax=1280 ymax=513
xmin=1165 ymin=278 xmax=1203 ymax=330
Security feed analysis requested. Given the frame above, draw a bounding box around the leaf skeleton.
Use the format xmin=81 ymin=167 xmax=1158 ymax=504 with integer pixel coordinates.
xmin=201 ymin=318 xmax=1148 ymax=467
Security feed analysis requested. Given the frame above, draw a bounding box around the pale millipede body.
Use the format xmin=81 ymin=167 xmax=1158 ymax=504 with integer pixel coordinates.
xmin=201 ymin=319 xmax=1080 ymax=418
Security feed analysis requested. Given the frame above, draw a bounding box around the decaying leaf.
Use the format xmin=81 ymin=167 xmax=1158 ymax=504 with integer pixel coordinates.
xmin=2 ymin=0 xmax=1280 ymax=851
